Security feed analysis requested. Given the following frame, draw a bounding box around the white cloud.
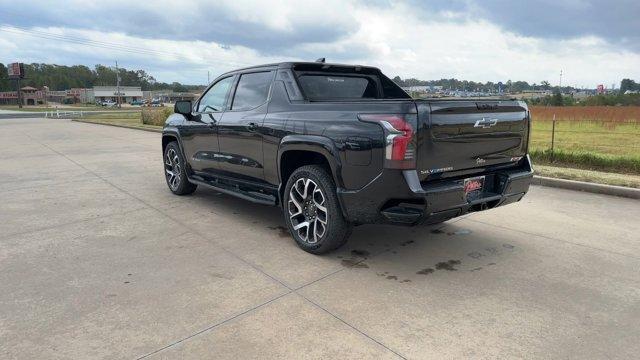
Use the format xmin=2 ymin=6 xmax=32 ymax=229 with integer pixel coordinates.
xmin=304 ymin=3 xmax=640 ymax=87
xmin=1 ymin=0 xmax=638 ymax=86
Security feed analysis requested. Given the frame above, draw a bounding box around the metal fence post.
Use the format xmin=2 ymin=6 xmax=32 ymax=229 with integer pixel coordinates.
xmin=550 ymin=114 xmax=556 ymax=161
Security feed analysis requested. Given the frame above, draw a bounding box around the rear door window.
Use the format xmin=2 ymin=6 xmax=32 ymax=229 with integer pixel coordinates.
xmin=231 ymin=71 xmax=274 ymax=111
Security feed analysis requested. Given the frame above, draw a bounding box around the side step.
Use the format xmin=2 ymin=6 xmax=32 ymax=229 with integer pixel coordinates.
xmin=187 ymin=177 xmax=277 ymax=206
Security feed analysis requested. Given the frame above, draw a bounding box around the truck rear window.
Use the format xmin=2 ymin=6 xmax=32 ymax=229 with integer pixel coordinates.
xmin=298 ymin=75 xmax=377 ymax=100
xmin=293 ymin=64 xmax=410 ymax=100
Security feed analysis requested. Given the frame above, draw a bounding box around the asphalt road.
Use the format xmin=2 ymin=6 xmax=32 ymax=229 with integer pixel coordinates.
xmin=2 ymin=118 xmax=639 ymax=359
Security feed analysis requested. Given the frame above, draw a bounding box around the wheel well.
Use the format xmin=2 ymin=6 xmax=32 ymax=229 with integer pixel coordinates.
xmin=162 ymin=135 xmax=177 ymax=153
xmin=280 ymin=150 xmax=332 ymax=190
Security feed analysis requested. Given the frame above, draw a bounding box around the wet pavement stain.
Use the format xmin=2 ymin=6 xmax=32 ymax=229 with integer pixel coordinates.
xmin=386 ymin=275 xmax=398 ymax=280
xmin=470 ymin=267 xmax=483 ymax=272
xmin=417 ymin=268 xmax=434 ymax=275
xmin=430 ymin=228 xmax=445 ymax=234
xmin=400 ymin=279 xmax=411 ymax=283
xmin=268 ymin=226 xmax=291 ymax=238
xmin=400 ymin=240 xmax=415 ymax=247
xmin=487 ymin=262 xmax=496 ymax=266
xmin=351 ymin=249 xmax=370 ymax=257
xmin=435 ymin=259 xmax=461 ymax=271
xmin=341 ymin=259 xmax=369 ymax=268
xmin=448 ymin=229 xmax=472 ymax=236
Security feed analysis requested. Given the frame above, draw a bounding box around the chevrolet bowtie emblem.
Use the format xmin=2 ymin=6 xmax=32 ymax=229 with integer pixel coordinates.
xmin=474 ymin=118 xmax=498 ymax=128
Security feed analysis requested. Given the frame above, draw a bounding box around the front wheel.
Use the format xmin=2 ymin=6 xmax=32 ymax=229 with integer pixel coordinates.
xmin=284 ymin=165 xmax=352 ymax=254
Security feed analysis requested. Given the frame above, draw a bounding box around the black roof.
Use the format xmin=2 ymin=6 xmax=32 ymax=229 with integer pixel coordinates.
xmin=218 ymin=61 xmax=379 ymax=77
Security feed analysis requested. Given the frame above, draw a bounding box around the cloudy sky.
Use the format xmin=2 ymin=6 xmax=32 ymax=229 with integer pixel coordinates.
xmin=0 ymin=0 xmax=638 ymax=87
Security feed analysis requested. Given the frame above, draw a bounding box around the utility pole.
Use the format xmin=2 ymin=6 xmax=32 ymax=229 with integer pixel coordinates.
xmin=559 ymin=69 xmax=563 ymax=92
xmin=115 ymin=60 xmax=121 ymax=108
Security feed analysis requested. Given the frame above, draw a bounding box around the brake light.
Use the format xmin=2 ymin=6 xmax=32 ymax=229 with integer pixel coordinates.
xmin=358 ymin=114 xmax=417 ymax=169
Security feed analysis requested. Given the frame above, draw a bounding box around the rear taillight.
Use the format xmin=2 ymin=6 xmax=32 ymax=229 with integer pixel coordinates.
xmin=358 ymin=113 xmax=417 ymax=169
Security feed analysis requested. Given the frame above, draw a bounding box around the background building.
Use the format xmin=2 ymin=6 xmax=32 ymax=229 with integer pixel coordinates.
xmin=93 ymin=86 xmax=142 ymax=103
xmin=143 ymin=90 xmax=199 ymax=102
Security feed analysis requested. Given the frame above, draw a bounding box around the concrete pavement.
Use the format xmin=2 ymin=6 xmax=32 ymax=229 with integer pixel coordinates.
xmin=1 ymin=118 xmax=639 ymax=359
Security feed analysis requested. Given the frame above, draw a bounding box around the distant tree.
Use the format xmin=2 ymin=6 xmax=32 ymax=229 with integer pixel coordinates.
xmin=0 ymin=63 xmax=11 ymax=91
xmin=620 ymin=78 xmax=639 ymax=93
xmin=551 ymin=91 xmax=564 ymax=106
xmin=171 ymin=82 xmax=188 ymax=92
xmin=511 ymin=80 xmax=530 ymax=93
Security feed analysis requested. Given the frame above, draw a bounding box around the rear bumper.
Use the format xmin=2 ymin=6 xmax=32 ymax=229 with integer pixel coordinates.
xmin=337 ymin=155 xmax=534 ymax=225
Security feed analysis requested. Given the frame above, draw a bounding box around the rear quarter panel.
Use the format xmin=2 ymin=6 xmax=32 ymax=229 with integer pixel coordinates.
xmin=265 ymin=81 xmax=416 ymax=189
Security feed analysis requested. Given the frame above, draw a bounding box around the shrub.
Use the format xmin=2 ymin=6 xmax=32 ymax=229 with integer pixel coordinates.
xmin=141 ymin=107 xmax=173 ymax=126
xmin=530 ymin=148 xmax=640 ymax=175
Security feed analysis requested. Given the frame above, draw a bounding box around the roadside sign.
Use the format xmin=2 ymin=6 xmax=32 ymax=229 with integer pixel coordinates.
xmin=7 ymin=63 xmax=25 ymax=79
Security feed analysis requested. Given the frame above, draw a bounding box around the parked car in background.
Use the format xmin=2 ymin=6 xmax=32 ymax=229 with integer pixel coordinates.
xmin=161 ymin=61 xmax=533 ymax=254
xmin=99 ymin=100 xmax=117 ymax=107
xmin=130 ymin=99 xmax=144 ymax=106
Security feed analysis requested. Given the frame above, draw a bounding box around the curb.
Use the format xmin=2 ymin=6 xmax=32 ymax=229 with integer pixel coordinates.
xmin=71 ymin=119 xmax=162 ymax=133
xmin=532 ymin=176 xmax=640 ymax=199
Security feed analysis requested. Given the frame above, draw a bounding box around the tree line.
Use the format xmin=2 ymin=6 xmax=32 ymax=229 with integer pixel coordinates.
xmin=392 ymin=76 xmax=563 ymax=93
xmin=526 ymin=93 xmax=640 ymax=106
xmin=392 ymin=76 xmax=640 ymax=95
xmin=0 ymin=63 xmax=204 ymax=92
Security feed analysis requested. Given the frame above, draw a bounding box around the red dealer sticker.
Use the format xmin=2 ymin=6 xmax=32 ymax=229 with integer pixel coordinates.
xmin=464 ymin=176 xmax=485 ymax=195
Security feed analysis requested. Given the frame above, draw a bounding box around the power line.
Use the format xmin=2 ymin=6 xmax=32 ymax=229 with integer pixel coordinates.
xmin=0 ymin=25 xmax=254 ymax=68
xmin=0 ymin=27 xmax=186 ymax=59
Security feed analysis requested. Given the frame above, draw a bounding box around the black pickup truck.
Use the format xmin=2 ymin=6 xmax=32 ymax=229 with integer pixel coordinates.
xmin=162 ymin=61 xmax=533 ymax=254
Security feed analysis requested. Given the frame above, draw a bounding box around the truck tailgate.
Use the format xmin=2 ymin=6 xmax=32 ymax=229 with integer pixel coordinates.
xmin=415 ymin=100 xmax=529 ymax=181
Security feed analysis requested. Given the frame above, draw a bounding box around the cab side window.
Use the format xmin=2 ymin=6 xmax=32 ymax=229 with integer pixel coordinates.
xmin=231 ymin=71 xmax=274 ymax=111
xmin=197 ymin=76 xmax=234 ymax=112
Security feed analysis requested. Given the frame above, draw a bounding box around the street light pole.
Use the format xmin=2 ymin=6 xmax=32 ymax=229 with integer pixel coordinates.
xmin=16 ymin=77 xmax=22 ymax=108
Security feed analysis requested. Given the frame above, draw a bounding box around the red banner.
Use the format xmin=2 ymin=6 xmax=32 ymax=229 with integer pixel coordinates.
xmin=0 ymin=92 xmax=18 ymax=99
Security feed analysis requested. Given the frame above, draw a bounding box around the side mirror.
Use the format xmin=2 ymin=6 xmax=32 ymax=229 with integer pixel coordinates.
xmin=174 ymin=100 xmax=192 ymax=116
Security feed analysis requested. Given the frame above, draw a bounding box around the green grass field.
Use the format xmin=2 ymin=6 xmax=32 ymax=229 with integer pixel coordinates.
xmin=529 ymin=120 xmax=640 ymax=174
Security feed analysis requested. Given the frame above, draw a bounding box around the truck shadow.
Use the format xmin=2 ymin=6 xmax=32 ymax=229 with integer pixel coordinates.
xmin=191 ymin=187 xmax=519 ymax=278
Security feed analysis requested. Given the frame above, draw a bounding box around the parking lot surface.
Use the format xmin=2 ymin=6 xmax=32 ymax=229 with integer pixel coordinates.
xmin=1 ymin=118 xmax=639 ymax=359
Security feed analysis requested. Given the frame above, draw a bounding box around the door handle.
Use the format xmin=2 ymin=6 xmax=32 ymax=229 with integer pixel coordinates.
xmin=247 ymin=122 xmax=258 ymax=131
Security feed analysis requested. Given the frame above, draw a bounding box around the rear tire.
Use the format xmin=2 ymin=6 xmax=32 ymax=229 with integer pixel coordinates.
xmin=283 ymin=165 xmax=352 ymax=254
xmin=163 ymin=141 xmax=197 ymax=195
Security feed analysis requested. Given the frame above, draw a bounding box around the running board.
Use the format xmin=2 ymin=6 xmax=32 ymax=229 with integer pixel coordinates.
xmin=187 ymin=177 xmax=277 ymax=206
